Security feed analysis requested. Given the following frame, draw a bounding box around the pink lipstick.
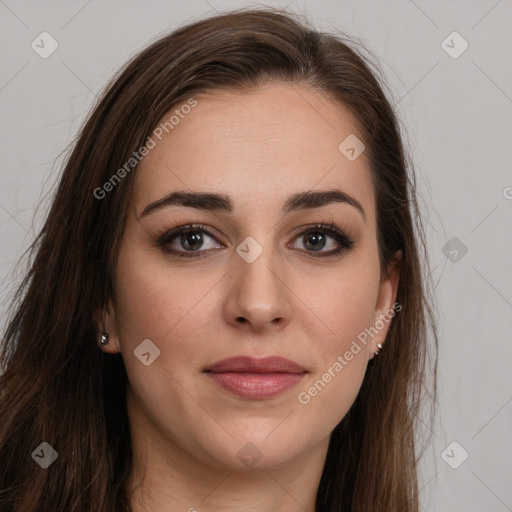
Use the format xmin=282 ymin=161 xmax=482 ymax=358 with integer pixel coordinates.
xmin=203 ymin=356 xmax=307 ymax=399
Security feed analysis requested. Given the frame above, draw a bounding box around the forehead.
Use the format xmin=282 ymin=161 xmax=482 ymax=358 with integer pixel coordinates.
xmin=133 ymin=81 xmax=375 ymax=222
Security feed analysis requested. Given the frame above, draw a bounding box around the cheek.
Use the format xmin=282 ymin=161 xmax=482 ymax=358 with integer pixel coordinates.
xmin=112 ymin=249 xmax=215 ymax=423
xmin=320 ymin=284 xmax=377 ymax=354
xmin=115 ymin=234 xmax=187 ymax=332
xmin=295 ymin=289 xmax=373 ymax=430
xmin=112 ymin=244 xmax=220 ymax=369
xmin=295 ymin=259 xmax=379 ymax=421
xmin=305 ymin=258 xmax=380 ymax=358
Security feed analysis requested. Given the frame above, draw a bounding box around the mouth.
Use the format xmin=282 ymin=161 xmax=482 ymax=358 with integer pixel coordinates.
xmin=203 ymin=356 xmax=308 ymax=400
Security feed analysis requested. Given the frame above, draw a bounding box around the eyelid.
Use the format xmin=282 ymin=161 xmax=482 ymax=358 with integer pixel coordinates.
xmin=289 ymin=221 xmax=350 ymax=240
xmin=156 ymin=223 xmax=223 ymax=249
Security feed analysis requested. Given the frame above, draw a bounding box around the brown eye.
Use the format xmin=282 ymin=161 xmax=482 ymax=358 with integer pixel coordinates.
xmin=289 ymin=223 xmax=355 ymax=258
xmin=157 ymin=224 xmax=223 ymax=258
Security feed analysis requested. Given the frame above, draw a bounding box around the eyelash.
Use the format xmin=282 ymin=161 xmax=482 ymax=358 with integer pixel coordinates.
xmin=156 ymin=222 xmax=355 ymax=259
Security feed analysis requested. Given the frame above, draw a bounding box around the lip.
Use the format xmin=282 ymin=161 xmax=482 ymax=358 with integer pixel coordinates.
xmin=204 ymin=356 xmax=306 ymax=373
xmin=203 ymin=356 xmax=307 ymax=399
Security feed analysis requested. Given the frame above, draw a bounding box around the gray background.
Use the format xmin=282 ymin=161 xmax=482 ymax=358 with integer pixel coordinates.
xmin=1 ymin=1 xmax=511 ymax=510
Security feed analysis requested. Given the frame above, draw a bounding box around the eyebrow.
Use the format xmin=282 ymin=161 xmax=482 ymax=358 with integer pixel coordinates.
xmin=140 ymin=188 xmax=366 ymax=222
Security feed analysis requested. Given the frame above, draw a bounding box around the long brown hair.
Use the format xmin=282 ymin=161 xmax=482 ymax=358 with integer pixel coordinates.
xmin=0 ymin=7 xmax=437 ymax=511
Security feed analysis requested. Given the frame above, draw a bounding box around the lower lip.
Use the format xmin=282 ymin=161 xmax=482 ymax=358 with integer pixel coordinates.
xmin=205 ymin=371 xmax=306 ymax=399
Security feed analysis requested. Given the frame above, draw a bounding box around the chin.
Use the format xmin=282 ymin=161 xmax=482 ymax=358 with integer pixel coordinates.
xmin=195 ymin=427 xmax=310 ymax=471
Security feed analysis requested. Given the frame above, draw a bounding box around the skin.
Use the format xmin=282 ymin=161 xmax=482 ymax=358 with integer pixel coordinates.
xmin=100 ymin=81 xmax=401 ymax=512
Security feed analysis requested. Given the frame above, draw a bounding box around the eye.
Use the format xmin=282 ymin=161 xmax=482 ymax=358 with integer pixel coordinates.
xmin=157 ymin=222 xmax=355 ymax=259
xmin=288 ymin=222 xmax=355 ymax=258
xmin=157 ymin=224 xmax=223 ymax=258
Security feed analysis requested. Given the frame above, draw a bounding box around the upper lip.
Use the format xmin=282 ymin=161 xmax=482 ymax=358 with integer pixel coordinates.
xmin=203 ymin=356 xmax=307 ymax=374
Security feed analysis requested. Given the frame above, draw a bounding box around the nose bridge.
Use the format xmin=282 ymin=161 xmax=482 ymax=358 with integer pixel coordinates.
xmin=235 ymin=231 xmax=282 ymax=293
xmin=227 ymin=230 xmax=291 ymax=328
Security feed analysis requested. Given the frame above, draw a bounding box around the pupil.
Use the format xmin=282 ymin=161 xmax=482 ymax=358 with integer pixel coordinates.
xmin=305 ymin=232 xmax=325 ymax=251
xmin=182 ymin=232 xmax=202 ymax=250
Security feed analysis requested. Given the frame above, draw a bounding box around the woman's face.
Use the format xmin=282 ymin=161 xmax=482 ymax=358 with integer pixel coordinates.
xmin=104 ymin=81 xmax=400 ymax=471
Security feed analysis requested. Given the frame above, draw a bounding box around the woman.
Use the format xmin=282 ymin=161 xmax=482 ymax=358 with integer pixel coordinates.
xmin=0 ymin=7 xmax=437 ymax=511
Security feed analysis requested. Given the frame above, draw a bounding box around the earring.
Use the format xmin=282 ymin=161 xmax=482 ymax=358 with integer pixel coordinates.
xmin=100 ymin=332 xmax=109 ymax=346
xmin=375 ymin=342 xmax=383 ymax=355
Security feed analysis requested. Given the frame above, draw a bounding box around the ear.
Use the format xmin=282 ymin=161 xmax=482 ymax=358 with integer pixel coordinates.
xmin=94 ymin=300 xmax=121 ymax=354
xmin=368 ymin=249 xmax=402 ymax=360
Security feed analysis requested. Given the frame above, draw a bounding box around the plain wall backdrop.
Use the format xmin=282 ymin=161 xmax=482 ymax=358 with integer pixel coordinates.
xmin=1 ymin=0 xmax=511 ymax=510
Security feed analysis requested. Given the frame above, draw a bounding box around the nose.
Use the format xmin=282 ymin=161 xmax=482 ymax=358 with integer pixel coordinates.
xmin=222 ymin=242 xmax=292 ymax=333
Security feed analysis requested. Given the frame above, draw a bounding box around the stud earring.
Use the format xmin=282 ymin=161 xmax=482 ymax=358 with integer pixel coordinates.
xmin=100 ymin=332 xmax=109 ymax=346
xmin=375 ymin=342 xmax=383 ymax=355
